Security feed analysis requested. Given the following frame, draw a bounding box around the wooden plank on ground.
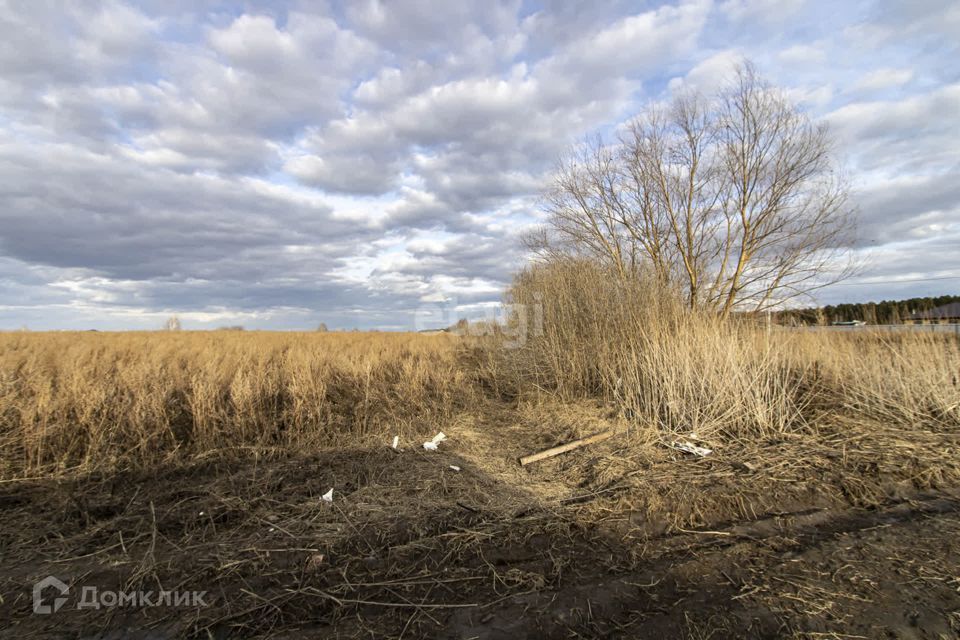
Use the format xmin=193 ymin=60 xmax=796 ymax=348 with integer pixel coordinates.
xmin=518 ymin=430 xmax=616 ymax=466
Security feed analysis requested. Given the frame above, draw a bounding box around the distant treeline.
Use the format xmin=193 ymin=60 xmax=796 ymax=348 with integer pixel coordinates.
xmin=775 ymin=295 xmax=960 ymax=325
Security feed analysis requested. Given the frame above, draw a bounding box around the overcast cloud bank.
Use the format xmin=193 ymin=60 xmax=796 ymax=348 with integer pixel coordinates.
xmin=1 ymin=0 xmax=958 ymax=329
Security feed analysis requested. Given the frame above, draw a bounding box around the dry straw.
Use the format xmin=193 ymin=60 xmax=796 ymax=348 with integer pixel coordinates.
xmin=488 ymin=259 xmax=960 ymax=442
xmin=0 ymin=331 xmax=469 ymax=477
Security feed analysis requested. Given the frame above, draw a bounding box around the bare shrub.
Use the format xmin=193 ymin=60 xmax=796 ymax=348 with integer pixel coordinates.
xmin=532 ymin=62 xmax=855 ymax=316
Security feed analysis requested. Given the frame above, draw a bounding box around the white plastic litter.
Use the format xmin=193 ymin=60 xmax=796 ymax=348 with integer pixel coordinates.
xmin=670 ymin=440 xmax=713 ymax=457
xmin=422 ymin=432 xmax=447 ymax=451
xmin=392 ymin=435 xmax=399 ymax=449
xmin=306 ymin=553 xmax=327 ymax=571
xmin=449 ymin=465 xmax=461 ymax=472
xmin=321 ymin=488 xmax=334 ymax=502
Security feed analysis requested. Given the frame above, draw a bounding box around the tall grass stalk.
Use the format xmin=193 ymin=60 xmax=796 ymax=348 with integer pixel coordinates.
xmin=494 ymin=259 xmax=960 ymax=440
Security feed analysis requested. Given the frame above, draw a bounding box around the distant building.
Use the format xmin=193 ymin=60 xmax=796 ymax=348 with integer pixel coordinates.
xmin=906 ymin=302 xmax=960 ymax=324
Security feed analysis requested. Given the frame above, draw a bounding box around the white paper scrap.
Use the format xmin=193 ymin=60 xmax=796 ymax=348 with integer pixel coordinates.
xmin=423 ymin=432 xmax=447 ymax=451
xmin=671 ymin=440 xmax=713 ymax=457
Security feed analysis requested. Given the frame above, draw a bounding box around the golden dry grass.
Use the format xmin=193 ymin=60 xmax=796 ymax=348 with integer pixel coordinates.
xmin=0 ymin=331 xmax=470 ymax=478
xmin=495 ymin=259 xmax=960 ymax=441
xmin=1 ymin=267 xmax=958 ymax=483
xmin=1 ymin=301 xmax=959 ymax=639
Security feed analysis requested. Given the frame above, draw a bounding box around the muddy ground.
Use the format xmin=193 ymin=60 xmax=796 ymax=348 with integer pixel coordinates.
xmin=2 ymin=402 xmax=959 ymax=639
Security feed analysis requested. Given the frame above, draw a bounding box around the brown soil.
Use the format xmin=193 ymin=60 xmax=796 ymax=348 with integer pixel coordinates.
xmin=2 ymin=401 xmax=959 ymax=639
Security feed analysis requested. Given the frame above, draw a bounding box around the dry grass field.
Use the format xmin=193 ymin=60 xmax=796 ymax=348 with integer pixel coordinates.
xmin=2 ymin=282 xmax=959 ymax=638
xmin=0 ymin=331 xmax=470 ymax=479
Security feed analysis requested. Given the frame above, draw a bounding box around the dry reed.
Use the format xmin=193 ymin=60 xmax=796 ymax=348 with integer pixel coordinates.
xmin=0 ymin=331 xmax=469 ymax=478
xmin=493 ymin=259 xmax=960 ymax=441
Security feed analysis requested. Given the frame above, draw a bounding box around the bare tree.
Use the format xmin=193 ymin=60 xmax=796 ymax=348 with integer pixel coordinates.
xmin=316 ymin=322 xmax=329 ymax=332
xmin=163 ymin=315 xmax=182 ymax=331
xmin=532 ymin=62 xmax=855 ymax=316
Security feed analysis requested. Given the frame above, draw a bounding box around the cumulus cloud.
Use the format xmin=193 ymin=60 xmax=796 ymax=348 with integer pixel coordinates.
xmin=718 ymin=0 xmax=808 ymax=25
xmin=287 ymin=0 xmax=710 ymax=206
xmin=853 ymin=67 xmax=915 ymax=93
xmin=826 ymin=83 xmax=960 ymax=173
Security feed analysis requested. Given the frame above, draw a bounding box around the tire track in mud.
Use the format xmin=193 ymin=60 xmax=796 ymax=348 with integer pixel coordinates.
xmin=443 ymin=491 xmax=960 ymax=639
xmin=641 ymin=489 xmax=960 ymax=554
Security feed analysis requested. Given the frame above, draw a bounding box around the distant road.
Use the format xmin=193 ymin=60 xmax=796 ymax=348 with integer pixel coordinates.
xmin=793 ymin=324 xmax=960 ymax=335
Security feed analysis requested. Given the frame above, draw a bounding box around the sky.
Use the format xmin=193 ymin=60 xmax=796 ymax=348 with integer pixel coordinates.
xmin=0 ymin=0 xmax=958 ymax=330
